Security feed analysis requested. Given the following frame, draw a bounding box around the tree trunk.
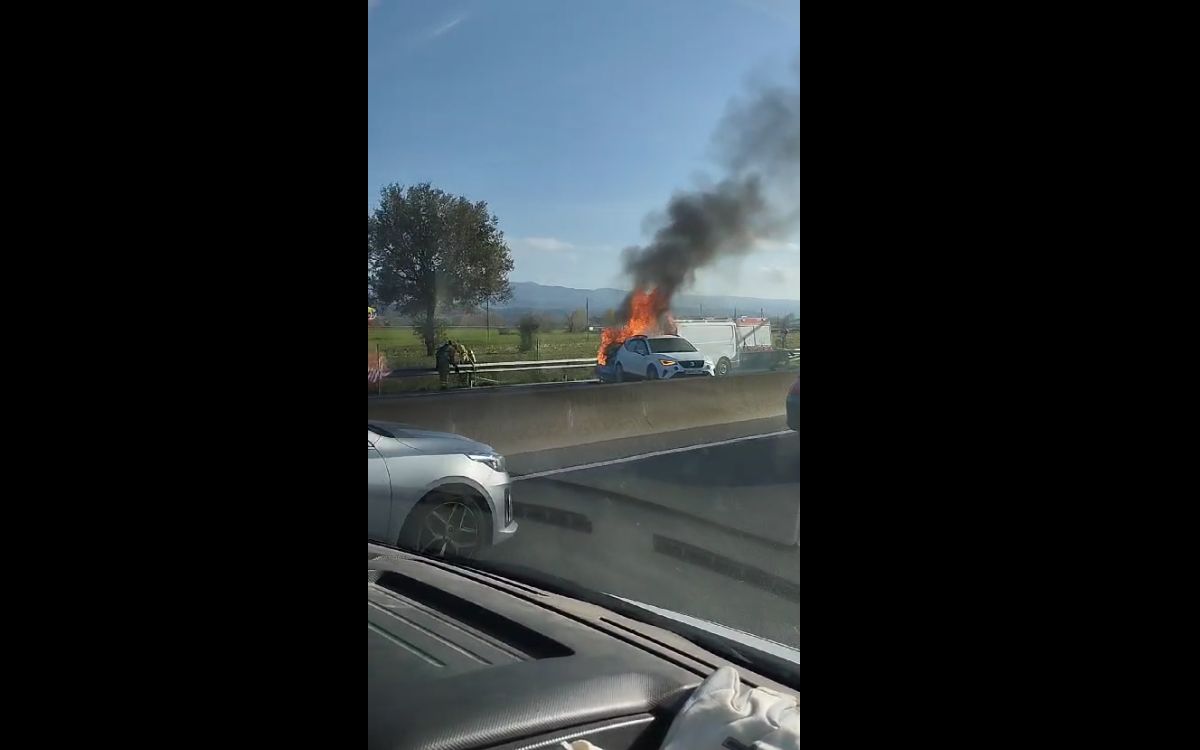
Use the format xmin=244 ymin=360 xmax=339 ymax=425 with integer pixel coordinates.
xmin=424 ymin=302 xmax=436 ymax=356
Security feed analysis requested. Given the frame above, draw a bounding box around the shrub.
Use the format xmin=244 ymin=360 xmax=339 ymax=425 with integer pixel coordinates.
xmin=517 ymin=314 xmax=541 ymax=352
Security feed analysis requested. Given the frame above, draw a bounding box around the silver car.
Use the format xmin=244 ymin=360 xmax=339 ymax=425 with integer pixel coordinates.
xmin=368 ymin=422 xmax=517 ymax=557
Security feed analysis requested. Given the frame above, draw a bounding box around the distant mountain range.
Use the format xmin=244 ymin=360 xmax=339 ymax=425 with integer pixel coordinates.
xmin=373 ymin=281 xmax=799 ymax=325
xmin=495 ymin=282 xmax=799 ymax=319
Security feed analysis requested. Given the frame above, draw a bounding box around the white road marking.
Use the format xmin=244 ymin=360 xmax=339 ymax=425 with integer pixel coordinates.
xmin=511 ymin=429 xmax=793 ymax=481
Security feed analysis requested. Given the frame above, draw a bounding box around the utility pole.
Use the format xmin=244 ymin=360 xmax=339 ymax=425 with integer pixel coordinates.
xmin=486 ymin=298 xmax=490 ymax=340
xmin=586 ymin=297 xmax=590 ymax=329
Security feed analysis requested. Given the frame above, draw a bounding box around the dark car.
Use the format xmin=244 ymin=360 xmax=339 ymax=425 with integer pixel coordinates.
xmin=786 ymin=374 xmax=799 ymax=430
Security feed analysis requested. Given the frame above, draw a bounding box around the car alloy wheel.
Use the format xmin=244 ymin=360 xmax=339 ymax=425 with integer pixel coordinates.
xmin=416 ymin=500 xmax=481 ymax=558
xmin=646 ymin=366 xmax=659 ymax=380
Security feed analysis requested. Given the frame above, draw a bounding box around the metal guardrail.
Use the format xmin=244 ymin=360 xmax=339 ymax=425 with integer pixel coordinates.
xmin=385 ymin=357 xmax=597 ymax=380
xmin=383 ymin=351 xmax=798 ymax=381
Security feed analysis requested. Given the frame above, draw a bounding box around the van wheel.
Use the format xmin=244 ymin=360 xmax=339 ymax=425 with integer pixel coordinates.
xmin=615 ymin=363 xmax=625 ymax=383
xmin=716 ymin=358 xmax=731 ymax=376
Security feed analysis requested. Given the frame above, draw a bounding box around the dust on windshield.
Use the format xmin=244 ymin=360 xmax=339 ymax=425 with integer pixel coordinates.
xmin=369 ymin=1 xmax=799 ymax=651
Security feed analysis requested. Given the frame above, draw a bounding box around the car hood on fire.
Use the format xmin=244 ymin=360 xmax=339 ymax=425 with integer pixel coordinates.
xmin=368 ymin=422 xmax=497 ymax=457
xmin=652 ymin=349 xmax=709 ymax=360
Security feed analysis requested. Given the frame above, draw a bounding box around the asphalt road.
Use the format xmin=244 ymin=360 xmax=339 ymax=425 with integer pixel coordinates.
xmin=478 ymin=416 xmax=801 ymax=649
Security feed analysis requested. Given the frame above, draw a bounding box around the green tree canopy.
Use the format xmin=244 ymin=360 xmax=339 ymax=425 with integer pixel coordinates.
xmin=368 ymin=182 xmax=513 ymax=353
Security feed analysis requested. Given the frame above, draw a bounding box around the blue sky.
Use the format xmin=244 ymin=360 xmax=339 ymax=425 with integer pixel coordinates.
xmin=368 ymin=0 xmax=799 ymax=300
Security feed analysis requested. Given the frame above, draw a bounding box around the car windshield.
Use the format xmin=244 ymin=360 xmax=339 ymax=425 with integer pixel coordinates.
xmin=649 ymin=338 xmax=697 ymax=353
xmin=369 ymin=1 xmax=799 ymax=664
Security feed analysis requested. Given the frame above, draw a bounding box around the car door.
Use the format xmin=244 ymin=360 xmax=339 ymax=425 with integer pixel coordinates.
xmin=377 ymin=441 xmax=437 ymax=544
xmin=634 ymin=339 xmax=654 ymax=376
xmin=621 ymin=339 xmax=647 ymax=377
xmin=368 ymin=436 xmax=392 ymax=542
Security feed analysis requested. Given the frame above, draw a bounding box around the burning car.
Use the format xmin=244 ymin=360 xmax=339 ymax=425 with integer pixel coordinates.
xmin=595 ymin=288 xmax=714 ymax=381
xmin=597 ymin=334 xmax=715 ymax=382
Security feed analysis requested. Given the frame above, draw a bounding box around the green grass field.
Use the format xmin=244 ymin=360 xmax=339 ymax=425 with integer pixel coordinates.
xmin=368 ymin=327 xmax=603 ymax=393
xmin=368 ymin=327 xmax=601 ymax=366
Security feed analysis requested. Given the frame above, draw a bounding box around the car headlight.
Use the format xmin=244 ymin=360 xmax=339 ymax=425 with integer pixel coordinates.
xmin=658 ymin=359 xmax=676 ymax=366
xmin=468 ymin=454 xmax=505 ymax=472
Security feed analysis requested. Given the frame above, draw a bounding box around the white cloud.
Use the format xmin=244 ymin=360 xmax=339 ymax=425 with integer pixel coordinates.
xmin=511 ymin=236 xmax=576 ymax=253
xmin=427 ymin=13 xmax=466 ymax=39
xmin=689 ymin=255 xmax=798 ymax=300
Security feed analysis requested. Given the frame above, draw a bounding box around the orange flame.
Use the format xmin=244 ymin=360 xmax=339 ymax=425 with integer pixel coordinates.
xmin=597 ymin=288 xmax=672 ymax=365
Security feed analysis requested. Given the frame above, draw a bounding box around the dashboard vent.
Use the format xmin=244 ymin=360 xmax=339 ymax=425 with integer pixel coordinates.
xmin=374 ymin=571 xmax=573 ymax=659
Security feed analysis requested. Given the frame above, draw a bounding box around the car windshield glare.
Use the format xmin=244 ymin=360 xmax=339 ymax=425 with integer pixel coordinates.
xmin=649 ymin=338 xmax=697 ymax=353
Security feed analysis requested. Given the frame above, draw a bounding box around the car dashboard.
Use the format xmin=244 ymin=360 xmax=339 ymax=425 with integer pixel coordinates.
xmin=368 ymin=544 xmax=799 ymax=750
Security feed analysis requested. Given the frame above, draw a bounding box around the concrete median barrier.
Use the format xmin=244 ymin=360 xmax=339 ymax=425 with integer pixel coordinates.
xmin=367 ymin=371 xmax=795 ymax=455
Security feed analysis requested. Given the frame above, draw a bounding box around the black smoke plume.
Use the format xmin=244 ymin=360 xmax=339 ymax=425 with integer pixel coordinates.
xmin=616 ymin=60 xmax=799 ymax=323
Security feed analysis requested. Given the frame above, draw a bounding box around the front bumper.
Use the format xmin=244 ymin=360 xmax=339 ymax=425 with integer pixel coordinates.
xmin=661 ymin=364 xmax=715 ymax=379
xmin=482 ymin=480 xmax=518 ymax=545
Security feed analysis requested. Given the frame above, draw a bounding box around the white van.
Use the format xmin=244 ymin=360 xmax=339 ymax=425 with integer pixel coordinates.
xmin=673 ymin=318 xmax=773 ymax=376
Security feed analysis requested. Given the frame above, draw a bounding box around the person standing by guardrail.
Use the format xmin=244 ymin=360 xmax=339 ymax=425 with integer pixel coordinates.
xmin=453 ymin=341 xmax=477 ymax=387
xmin=436 ymin=340 xmax=455 ymax=390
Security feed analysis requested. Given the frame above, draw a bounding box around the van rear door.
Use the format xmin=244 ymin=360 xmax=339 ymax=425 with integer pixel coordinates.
xmin=678 ymin=322 xmax=735 ymax=364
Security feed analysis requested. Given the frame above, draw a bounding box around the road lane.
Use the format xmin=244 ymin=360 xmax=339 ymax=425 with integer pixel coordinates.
xmin=511 ymin=429 xmax=793 ymax=481
xmin=504 ymin=415 xmax=790 ymax=476
xmin=478 ymin=429 xmax=801 ymax=649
